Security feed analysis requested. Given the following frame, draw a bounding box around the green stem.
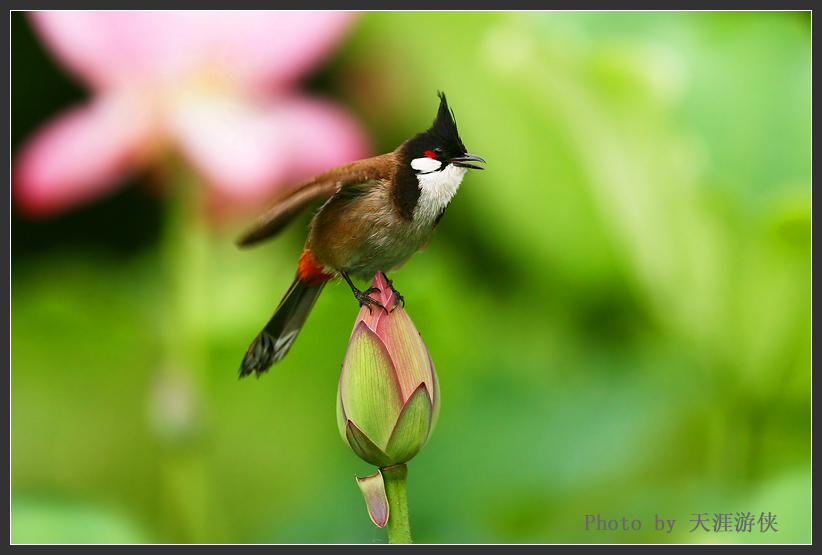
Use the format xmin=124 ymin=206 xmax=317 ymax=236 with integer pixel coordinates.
xmin=155 ymin=157 xmax=213 ymax=543
xmin=162 ymin=159 xmax=209 ymax=376
xmin=381 ymin=464 xmax=411 ymax=544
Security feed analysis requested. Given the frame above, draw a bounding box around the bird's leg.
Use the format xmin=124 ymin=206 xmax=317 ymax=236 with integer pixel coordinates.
xmin=340 ymin=270 xmax=387 ymax=314
xmin=379 ymin=271 xmax=405 ymax=312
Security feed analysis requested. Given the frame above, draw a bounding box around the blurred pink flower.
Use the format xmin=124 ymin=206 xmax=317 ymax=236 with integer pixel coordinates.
xmin=13 ymin=11 xmax=370 ymax=217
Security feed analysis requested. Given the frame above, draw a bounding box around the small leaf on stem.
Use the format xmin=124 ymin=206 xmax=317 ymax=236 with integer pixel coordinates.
xmin=356 ymin=472 xmax=389 ymax=528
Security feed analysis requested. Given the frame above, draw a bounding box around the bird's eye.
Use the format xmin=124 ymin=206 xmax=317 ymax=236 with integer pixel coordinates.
xmin=424 ymin=147 xmax=444 ymax=160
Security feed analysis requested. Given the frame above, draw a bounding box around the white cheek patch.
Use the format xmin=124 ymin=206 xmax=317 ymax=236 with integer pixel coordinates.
xmin=411 ymin=156 xmax=442 ymax=173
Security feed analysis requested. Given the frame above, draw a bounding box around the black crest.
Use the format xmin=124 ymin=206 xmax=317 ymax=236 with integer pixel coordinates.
xmin=425 ymin=91 xmax=466 ymax=154
xmin=400 ymin=91 xmax=468 ymax=165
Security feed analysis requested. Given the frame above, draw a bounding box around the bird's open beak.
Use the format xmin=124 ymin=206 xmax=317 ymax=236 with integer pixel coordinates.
xmin=452 ymin=153 xmax=486 ymax=170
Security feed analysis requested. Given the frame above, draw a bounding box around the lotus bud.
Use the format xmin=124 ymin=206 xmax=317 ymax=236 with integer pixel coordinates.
xmin=336 ymin=272 xmax=440 ymax=467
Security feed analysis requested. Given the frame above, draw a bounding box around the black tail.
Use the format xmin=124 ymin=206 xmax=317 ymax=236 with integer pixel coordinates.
xmin=239 ymin=279 xmax=325 ymax=377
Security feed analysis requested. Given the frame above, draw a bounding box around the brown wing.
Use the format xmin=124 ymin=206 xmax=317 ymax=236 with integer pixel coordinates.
xmin=236 ymin=154 xmax=393 ymax=247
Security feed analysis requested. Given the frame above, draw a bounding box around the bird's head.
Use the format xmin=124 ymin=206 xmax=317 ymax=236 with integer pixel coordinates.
xmin=404 ymin=91 xmax=485 ymax=176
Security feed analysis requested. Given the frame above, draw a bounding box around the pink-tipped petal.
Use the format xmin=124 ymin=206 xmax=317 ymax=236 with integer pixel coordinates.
xmin=13 ymin=91 xmax=155 ymax=217
xmin=354 ymin=272 xmax=396 ymax=334
xmin=352 ymin=273 xmax=436 ymax=403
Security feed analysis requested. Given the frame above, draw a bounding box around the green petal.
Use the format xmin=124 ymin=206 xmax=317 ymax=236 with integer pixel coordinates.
xmin=336 ymin=384 xmax=346 ymax=441
xmin=345 ymin=420 xmax=395 ymax=468
xmin=384 ymin=384 xmax=433 ymax=464
xmin=340 ymin=322 xmax=404 ymax=449
xmin=428 ymin=351 xmax=440 ymax=434
xmin=356 ymin=472 xmax=389 ymax=528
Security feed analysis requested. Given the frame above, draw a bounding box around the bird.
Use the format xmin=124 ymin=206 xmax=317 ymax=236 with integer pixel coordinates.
xmin=237 ymin=92 xmax=484 ymax=377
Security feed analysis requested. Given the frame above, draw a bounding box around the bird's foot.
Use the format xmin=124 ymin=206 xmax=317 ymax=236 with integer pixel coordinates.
xmin=379 ymin=271 xmax=405 ymax=312
xmin=341 ymin=270 xmax=388 ymax=314
xmin=355 ymin=285 xmax=388 ymax=314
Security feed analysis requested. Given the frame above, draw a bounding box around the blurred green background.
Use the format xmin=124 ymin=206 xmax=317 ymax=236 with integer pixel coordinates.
xmin=11 ymin=11 xmax=811 ymax=544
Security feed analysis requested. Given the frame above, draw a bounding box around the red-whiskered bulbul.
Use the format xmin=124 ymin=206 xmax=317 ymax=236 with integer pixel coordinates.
xmin=237 ymin=92 xmax=484 ymax=377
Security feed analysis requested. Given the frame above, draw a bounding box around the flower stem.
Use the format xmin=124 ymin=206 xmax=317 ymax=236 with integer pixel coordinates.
xmin=381 ymin=463 xmax=411 ymax=544
xmin=154 ymin=157 xmax=214 ymax=542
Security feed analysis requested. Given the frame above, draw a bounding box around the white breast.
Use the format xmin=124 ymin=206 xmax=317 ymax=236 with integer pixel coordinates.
xmin=413 ymin=163 xmax=468 ymax=223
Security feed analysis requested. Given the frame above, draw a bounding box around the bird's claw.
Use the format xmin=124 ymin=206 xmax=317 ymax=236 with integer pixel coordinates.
xmin=380 ymin=272 xmax=405 ymax=312
xmin=356 ymin=286 xmax=388 ymax=314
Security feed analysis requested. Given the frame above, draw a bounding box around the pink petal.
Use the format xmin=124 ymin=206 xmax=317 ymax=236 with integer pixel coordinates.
xmin=169 ymin=93 xmax=370 ymax=202
xmin=167 ymin=94 xmax=292 ymax=200
xmin=27 ymin=12 xmax=149 ymax=89
xmin=13 ymin=91 xmax=155 ymax=217
xmin=277 ymin=95 xmax=372 ymax=181
xmin=29 ymin=11 xmax=359 ymax=93
xmin=210 ymin=11 xmax=360 ymax=93
xmin=29 ymin=12 xmax=218 ymax=88
xmin=28 ymin=12 xmax=115 ymax=89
